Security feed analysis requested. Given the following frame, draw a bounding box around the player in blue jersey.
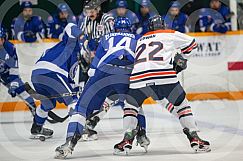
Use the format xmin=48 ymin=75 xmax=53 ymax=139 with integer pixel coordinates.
xmin=11 ymin=1 xmax=45 ymax=43
xmin=136 ymin=0 xmax=157 ymax=35
xmin=29 ymin=25 xmax=85 ymax=140
xmin=54 ymin=17 xmax=146 ymax=159
xmin=47 ymin=3 xmax=77 ymax=40
xmin=198 ymin=0 xmax=232 ymax=33
xmin=162 ymin=1 xmax=189 ymax=33
xmin=108 ymin=0 xmax=139 ymax=33
xmin=0 ymin=27 xmax=36 ymax=114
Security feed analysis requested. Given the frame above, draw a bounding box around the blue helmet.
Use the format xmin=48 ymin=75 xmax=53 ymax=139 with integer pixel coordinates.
xmin=170 ymin=1 xmax=181 ymax=9
xmin=0 ymin=27 xmax=6 ymax=39
xmin=21 ymin=1 xmax=33 ymax=10
xmin=116 ymin=0 xmax=128 ymax=8
xmin=114 ymin=17 xmax=132 ymax=32
xmin=58 ymin=3 xmax=70 ymax=13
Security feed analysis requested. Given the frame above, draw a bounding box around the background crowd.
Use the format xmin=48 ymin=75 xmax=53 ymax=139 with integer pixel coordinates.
xmin=0 ymin=0 xmax=236 ymax=43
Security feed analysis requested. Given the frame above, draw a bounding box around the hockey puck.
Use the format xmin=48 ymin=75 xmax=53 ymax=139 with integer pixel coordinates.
xmin=39 ymin=136 xmax=46 ymax=141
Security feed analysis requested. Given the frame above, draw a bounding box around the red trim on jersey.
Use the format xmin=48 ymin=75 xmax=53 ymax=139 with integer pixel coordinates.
xmin=130 ymin=71 xmax=177 ymax=81
xmin=181 ymin=42 xmax=197 ymax=53
xmin=144 ymin=30 xmax=175 ymax=36
xmin=167 ymin=103 xmax=174 ymax=112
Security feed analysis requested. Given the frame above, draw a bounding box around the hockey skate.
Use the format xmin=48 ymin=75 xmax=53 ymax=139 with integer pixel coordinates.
xmin=55 ymin=134 xmax=81 ymax=159
xmin=114 ymin=129 xmax=137 ymax=155
xmin=183 ymin=128 xmax=211 ymax=153
xmin=136 ymin=129 xmax=150 ymax=152
xmin=30 ymin=122 xmax=53 ymax=141
xmin=81 ymin=127 xmax=98 ymax=141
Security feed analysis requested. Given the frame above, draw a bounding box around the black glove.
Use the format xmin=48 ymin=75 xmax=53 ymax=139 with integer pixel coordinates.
xmin=173 ymin=53 xmax=188 ymax=74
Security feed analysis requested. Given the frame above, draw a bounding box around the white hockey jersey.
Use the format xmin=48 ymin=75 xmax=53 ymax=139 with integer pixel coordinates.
xmin=130 ymin=29 xmax=197 ymax=89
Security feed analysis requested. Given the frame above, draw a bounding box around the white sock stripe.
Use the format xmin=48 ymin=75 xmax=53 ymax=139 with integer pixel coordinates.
xmin=69 ymin=114 xmax=86 ymax=125
xmin=36 ymin=106 xmax=48 ymax=118
xmin=19 ymin=91 xmax=31 ymax=100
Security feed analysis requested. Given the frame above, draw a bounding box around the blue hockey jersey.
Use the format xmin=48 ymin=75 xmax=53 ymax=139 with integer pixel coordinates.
xmin=162 ymin=12 xmax=188 ymax=33
xmin=32 ymin=24 xmax=84 ymax=80
xmin=199 ymin=6 xmax=231 ymax=33
xmin=11 ymin=15 xmax=45 ymax=43
xmin=0 ymin=41 xmax=19 ymax=82
xmin=47 ymin=14 xmax=77 ymax=39
xmin=90 ymin=32 xmax=138 ymax=70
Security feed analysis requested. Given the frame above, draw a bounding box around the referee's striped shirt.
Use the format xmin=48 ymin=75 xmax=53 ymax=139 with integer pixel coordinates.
xmin=79 ymin=13 xmax=114 ymax=40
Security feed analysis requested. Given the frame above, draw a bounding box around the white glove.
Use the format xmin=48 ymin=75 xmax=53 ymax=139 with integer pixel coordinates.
xmin=88 ymin=68 xmax=96 ymax=77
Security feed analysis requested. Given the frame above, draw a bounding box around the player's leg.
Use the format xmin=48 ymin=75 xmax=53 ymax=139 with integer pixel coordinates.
xmin=55 ymin=71 xmax=111 ymax=159
xmin=114 ymin=87 xmax=150 ymax=155
xmin=12 ymin=77 xmax=36 ymax=114
xmin=164 ymin=82 xmax=211 ymax=152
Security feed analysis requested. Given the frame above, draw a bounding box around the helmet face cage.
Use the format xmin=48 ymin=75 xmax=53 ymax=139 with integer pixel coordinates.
xmin=149 ymin=15 xmax=165 ymax=31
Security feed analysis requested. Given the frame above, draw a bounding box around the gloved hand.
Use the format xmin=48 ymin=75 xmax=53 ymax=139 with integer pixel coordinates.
xmin=88 ymin=39 xmax=99 ymax=51
xmin=8 ymin=81 xmax=19 ymax=97
xmin=24 ymin=31 xmax=36 ymax=39
xmin=88 ymin=68 xmax=96 ymax=77
xmin=173 ymin=53 xmax=188 ymax=74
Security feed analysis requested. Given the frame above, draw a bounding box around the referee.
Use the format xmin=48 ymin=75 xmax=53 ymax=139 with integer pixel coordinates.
xmin=78 ymin=0 xmax=114 ymax=84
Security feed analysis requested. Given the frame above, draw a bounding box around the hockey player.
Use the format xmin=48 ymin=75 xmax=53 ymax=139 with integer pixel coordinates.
xmin=114 ymin=15 xmax=211 ymax=155
xmin=136 ymin=0 xmax=157 ymax=35
xmin=0 ymin=27 xmax=36 ymax=114
xmin=108 ymin=0 xmax=139 ymax=33
xmin=47 ymin=3 xmax=77 ymax=40
xmin=29 ymin=25 xmax=85 ymax=140
xmin=55 ymin=17 xmax=140 ymax=159
xmin=11 ymin=1 xmax=45 ymax=42
xmin=198 ymin=0 xmax=232 ymax=33
xmin=162 ymin=1 xmax=189 ymax=33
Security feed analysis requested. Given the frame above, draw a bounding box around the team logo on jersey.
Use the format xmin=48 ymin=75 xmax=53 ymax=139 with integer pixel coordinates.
xmin=0 ymin=59 xmax=6 ymax=73
xmin=97 ymin=25 xmax=104 ymax=32
xmin=5 ymin=54 xmax=9 ymax=60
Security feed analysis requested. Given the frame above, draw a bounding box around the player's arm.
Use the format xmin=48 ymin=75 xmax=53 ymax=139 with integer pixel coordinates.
xmin=173 ymin=31 xmax=198 ymax=73
xmin=88 ymin=39 xmax=105 ymax=77
xmin=64 ymin=23 xmax=83 ymax=39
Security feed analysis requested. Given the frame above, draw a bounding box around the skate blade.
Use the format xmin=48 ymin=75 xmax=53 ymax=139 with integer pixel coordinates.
xmin=30 ymin=134 xmax=52 ymax=141
xmin=80 ymin=134 xmax=98 ymax=142
xmin=55 ymin=150 xmax=71 ymax=160
xmin=193 ymin=145 xmax=211 ymax=153
xmin=113 ymin=149 xmax=130 ymax=156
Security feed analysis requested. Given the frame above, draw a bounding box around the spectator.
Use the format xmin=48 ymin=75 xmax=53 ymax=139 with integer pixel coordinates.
xmin=47 ymin=3 xmax=77 ymax=40
xmin=11 ymin=1 xmax=45 ymax=43
xmin=198 ymin=0 xmax=232 ymax=33
xmin=108 ymin=0 xmax=139 ymax=33
xmin=136 ymin=0 xmax=156 ymax=35
xmin=162 ymin=1 xmax=189 ymax=33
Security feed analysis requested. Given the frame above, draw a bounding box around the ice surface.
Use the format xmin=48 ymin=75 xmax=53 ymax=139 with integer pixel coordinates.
xmin=0 ymin=100 xmax=243 ymax=161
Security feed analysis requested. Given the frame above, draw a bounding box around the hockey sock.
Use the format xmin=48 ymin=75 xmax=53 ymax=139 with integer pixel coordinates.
xmin=67 ymin=114 xmax=86 ymax=138
xmin=34 ymin=105 xmax=48 ymax=125
xmin=175 ymin=99 xmax=199 ymax=132
xmin=123 ymin=104 xmax=139 ymax=132
xmin=137 ymin=108 xmax=146 ymax=130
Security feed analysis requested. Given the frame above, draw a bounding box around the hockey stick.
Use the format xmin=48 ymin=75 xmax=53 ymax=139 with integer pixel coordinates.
xmin=24 ymin=82 xmax=72 ymax=123
xmin=24 ymin=82 xmax=79 ymax=100
xmin=0 ymin=78 xmax=66 ymax=124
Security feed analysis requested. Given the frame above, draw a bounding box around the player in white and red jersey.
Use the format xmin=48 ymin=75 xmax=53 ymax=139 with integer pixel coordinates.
xmin=114 ymin=15 xmax=211 ymax=155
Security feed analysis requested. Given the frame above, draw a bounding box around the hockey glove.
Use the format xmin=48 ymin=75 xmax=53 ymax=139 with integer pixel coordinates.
xmin=8 ymin=81 xmax=19 ymax=97
xmin=173 ymin=53 xmax=188 ymax=74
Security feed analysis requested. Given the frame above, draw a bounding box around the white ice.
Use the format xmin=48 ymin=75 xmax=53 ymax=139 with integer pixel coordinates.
xmin=1 ymin=100 xmax=243 ymax=161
